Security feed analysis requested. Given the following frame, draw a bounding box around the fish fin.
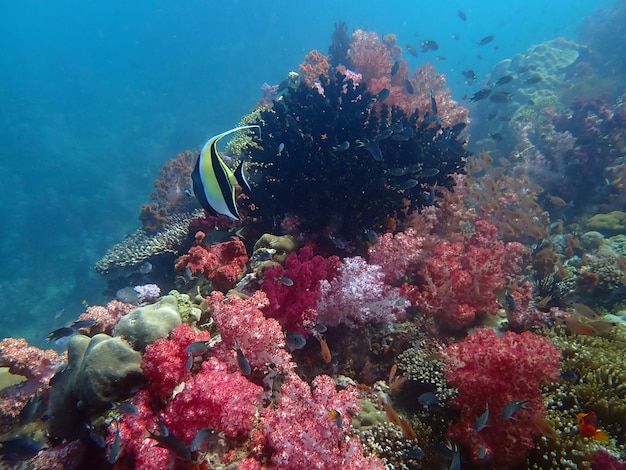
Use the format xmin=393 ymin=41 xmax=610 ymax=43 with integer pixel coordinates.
xmin=594 ymin=430 xmax=610 ymax=442
xmin=234 ymin=160 xmax=251 ymax=192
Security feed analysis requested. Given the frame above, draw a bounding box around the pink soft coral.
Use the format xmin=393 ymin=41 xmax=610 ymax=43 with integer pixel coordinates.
xmin=316 ymin=256 xmax=408 ymax=327
xmin=208 ymin=291 xmax=295 ymax=373
xmin=441 ymin=329 xmax=561 ymax=466
xmin=262 ymin=373 xmax=383 ymax=470
xmin=262 ymin=246 xmax=339 ymax=334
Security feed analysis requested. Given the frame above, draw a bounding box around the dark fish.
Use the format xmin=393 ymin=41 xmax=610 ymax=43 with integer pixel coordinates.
xmin=364 ymin=141 xmax=383 ymax=161
xmin=436 ymin=56 xmax=447 ymax=61
xmin=115 ymin=401 xmax=139 ymax=415
xmin=450 ymin=122 xmax=467 ymax=136
xmin=375 ymin=128 xmax=394 ymax=141
xmin=313 ymin=323 xmax=328 ymax=334
xmin=418 ymin=391 xmax=439 ymax=406
xmin=190 ymin=428 xmax=219 ymax=453
xmin=116 ymin=286 xmax=140 ymax=305
xmin=0 ymin=436 xmax=44 ymax=461
xmin=560 ymin=370 xmax=579 ymax=383
xmin=364 ymin=229 xmax=379 ymax=243
xmin=385 ymin=167 xmax=408 ymax=177
xmin=489 ymin=133 xmax=504 ymax=141
xmin=147 ymin=423 xmax=191 ymax=460
xmin=420 ymin=40 xmax=439 ymax=52
xmin=391 ymin=133 xmax=410 ymax=142
xmin=494 ymin=74 xmax=515 ymax=86
xmin=474 ymin=403 xmax=489 ymax=431
xmin=285 ymin=332 xmax=306 ymax=351
xmin=19 ymin=390 xmax=44 ymax=425
xmin=274 ymin=276 xmax=294 ymax=287
xmin=404 ymin=79 xmax=414 ymax=95
xmin=87 ymin=423 xmax=106 ymax=448
xmin=489 ymin=91 xmax=514 ymax=103
xmin=469 ymin=88 xmax=491 ymax=102
xmin=419 ymin=168 xmax=440 ymax=178
xmin=406 ymin=44 xmax=418 ymax=57
xmin=430 ymin=91 xmax=438 ymax=115
xmin=71 ymin=319 xmax=96 ymax=330
xmin=332 ymin=141 xmax=350 ymax=152
xmin=390 ymin=61 xmax=400 ymax=76
xmin=502 ymin=400 xmax=532 ymax=420
xmin=403 ymin=447 xmax=425 ymax=459
xmin=49 ymin=364 xmax=70 ymax=386
xmin=394 ymin=179 xmax=419 ymax=190
xmin=138 ymin=261 xmax=153 ymax=274
xmin=46 ymin=327 xmax=75 ymax=343
xmin=108 ymin=421 xmax=121 ymax=464
xmin=185 ymin=341 xmax=210 ymax=356
xmin=329 ymin=235 xmax=346 ymax=249
xmin=477 ymin=35 xmax=495 ymax=46
xmin=523 ymin=75 xmax=542 ymax=85
xmin=375 ymin=88 xmax=390 ymax=102
xmin=462 ymin=69 xmax=476 ymax=83
xmin=458 ymin=10 xmax=467 ymax=21
xmin=451 ymin=34 xmax=460 ymax=40
xmin=186 ymin=353 xmax=194 ymax=371
xmin=233 ymin=339 xmax=251 ymax=376
xmin=504 ymin=291 xmax=517 ymax=311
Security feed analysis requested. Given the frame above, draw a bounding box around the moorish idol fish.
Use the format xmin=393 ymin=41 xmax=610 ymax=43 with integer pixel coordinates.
xmin=191 ymin=125 xmax=259 ymax=220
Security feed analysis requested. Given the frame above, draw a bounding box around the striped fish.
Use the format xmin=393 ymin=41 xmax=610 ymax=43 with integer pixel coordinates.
xmin=192 ymin=125 xmax=259 ymax=219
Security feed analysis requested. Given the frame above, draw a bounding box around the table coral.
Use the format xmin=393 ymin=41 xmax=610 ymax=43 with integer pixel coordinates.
xmin=175 ymin=232 xmax=248 ymax=292
xmin=441 ymin=329 xmax=561 ymax=467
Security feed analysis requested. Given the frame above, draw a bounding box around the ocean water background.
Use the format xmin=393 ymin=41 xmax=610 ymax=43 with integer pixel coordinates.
xmin=0 ymin=0 xmax=616 ymax=347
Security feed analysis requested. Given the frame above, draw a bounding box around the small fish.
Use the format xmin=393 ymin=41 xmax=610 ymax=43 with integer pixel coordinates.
xmin=19 ymin=390 xmax=44 ymax=425
xmin=233 ymin=339 xmax=251 ymax=376
xmin=458 ymin=10 xmax=467 ymax=21
xmin=189 ymin=428 xmax=219 ymax=452
xmin=185 ymin=341 xmax=210 ymax=356
xmin=436 ymin=55 xmax=447 ymax=61
xmin=418 ymin=392 xmax=439 ymax=406
xmin=317 ymin=335 xmax=332 ymax=363
xmin=494 ymin=74 xmax=515 ymax=86
xmin=451 ymin=33 xmax=460 ymax=40
xmin=489 ymin=91 xmax=514 ymax=103
xmin=469 ymin=88 xmax=492 ymax=102
xmin=385 ymin=167 xmax=408 ymax=177
xmin=462 ymin=69 xmax=476 ymax=83
xmin=87 ymin=423 xmax=106 ymax=448
xmin=114 ymin=401 xmax=139 ymax=415
xmin=0 ymin=436 xmax=44 ymax=461
xmin=46 ymin=327 xmax=75 ymax=343
xmin=376 ymin=128 xmax=394 ymax=141
xmin=331 ymin=141 xmax=350 ymax=152
xmin=53 ymin=308 xmax=65 ymax=320
xmin=329 ymin=235 xmax=347 ymax=249
xmin=546 ymin=195 xmax=567 ymax=206
xmin=375 ymin=88 xmax=390 ymax=102
xmin=186 ymin=353 xmax=194 ymax=371
xmin=402 ymin=447 xmax=425 ymax=459
xmin=49 ymin=364 xmax=70 ymax=386
xmin=328 ymin=409 xmax=343 ymax=428
xmin=502 ymin=400 xmax=532 ymax=420
xmin=138 ymin=261 xmax=153 ymax=274
xmin=116 ymin=286 xmax=140 ymax=305
xmin=419 ymin=168 xmax=440 ymax=178
xmin=394 ymin=179 xmax=419 ymax=190
xmin=560 ymin=370 xmax=579 ymax=383
xmin=192 ymin=125 xmax=260 ymax=220
xmin=572 ymin=303 xmax=599 ymax=320
xmin=108 ymin=420 xmax=121 ymax=464
xmin=558 ymin=317 xmax=599 ymax=336
xmin=577 ymin=411 xmax=609 ymax=441
xmin=489 ymin=132 xmax=504 ymax=141
xmin=70 ymin=319 xmax=96 ymax=330
xmin=531 ymin=413 xmax=557 ymax=440
xmin=474 ymin=403 xmax=489 ymax=431
xmin=274 ymin=276 xmax=294 ymax=287
xmin=449 ymin=441 xmax=461 ymax=470
xmin=363 ymin=141 xmax=383 ymax=161
xmin=477 ymin=35 xmax=495 ymax=46
xmin=523 ymin=75 xmax=542 ymax=85
xmin=364 ymin=229 xmax=378 ymax=243
xmin=277 ymin=142 xmax=285 ymax=155
xmin=504 ymin=291 xmax=517 ymax=311
xmin=285 ymin=332 xmax=306 ymax=351
xmin=147 ymin=422 xmax=192 ymax=460
xmin=390 ymin=61 xmax=400 ymax=77
xmin=312 ymin=323 xmax=328 ymax=334
xmin=406 ymin=44 xmax=418 ymax=57
xmin=404 ymin=79 xmax=414 ymax=95
xmin=420 ymin=40 xmax=439 ymax=52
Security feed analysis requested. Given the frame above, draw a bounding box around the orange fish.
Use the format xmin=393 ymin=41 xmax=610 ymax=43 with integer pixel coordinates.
xmin=316 ymin=335 xmax=332 ymax=363
xmin=577 ymin=411 xmax=609 ymax=441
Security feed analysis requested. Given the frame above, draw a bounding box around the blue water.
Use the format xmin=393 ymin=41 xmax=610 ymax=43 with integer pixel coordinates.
xmin=0 ymin=0 xmax=616 ymax=347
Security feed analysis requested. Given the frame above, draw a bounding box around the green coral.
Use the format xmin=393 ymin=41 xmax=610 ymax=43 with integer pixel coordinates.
xmin=527 ymin=326 xmax=626 ymax=467
xmin=587 ymin=211 xmax=626 ymax=235
xmin=168 ymin=289 xmax=202 ymax=324
xmin=225 ymin=108 xmax=267 ymax=157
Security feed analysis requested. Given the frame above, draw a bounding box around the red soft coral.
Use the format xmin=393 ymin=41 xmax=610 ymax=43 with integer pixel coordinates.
xmin=141 ymin=325 xmax=211 ymax=400
xmin=261 ymin=246 xmax=339 ymax=334
xmin=175 ymin=233 xmax=248 ymax=291
xmin=162 ymin=357 xmax=263 ymax=442
xmin=441 ymin=329 xmax=561 ymax=466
